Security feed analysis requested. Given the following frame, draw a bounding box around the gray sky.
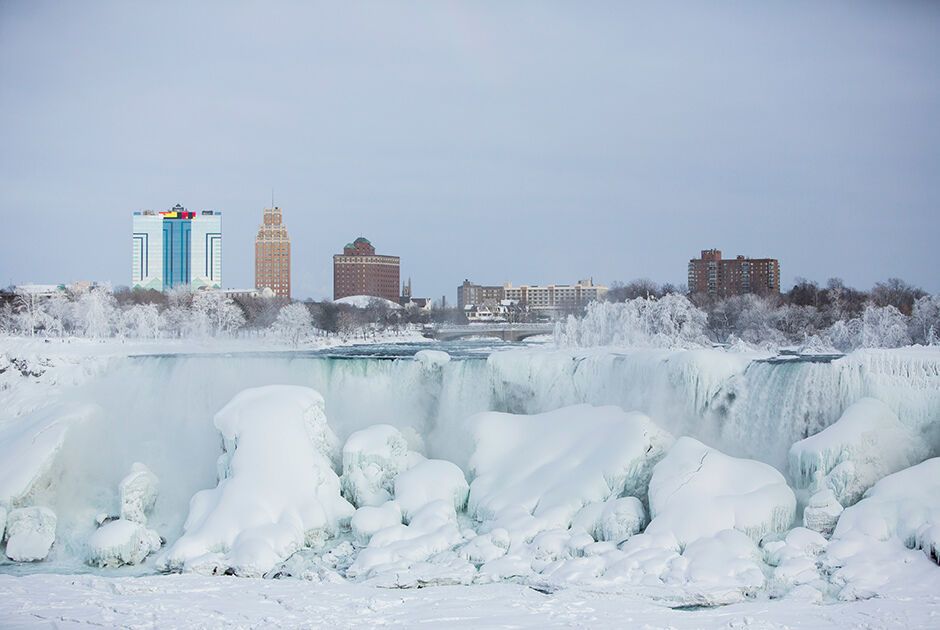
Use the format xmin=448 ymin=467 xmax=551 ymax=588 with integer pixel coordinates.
xmin=2 ymin=1 xmax=938 ymax=300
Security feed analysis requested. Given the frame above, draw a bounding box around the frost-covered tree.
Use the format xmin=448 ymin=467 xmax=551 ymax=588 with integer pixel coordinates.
xmin=12 ymin=292 xmax=56 ymax=337
xmin=556 ymin=294 xmax=708 ymax=348
xmin=120 ymin=303 xmax=163 ymax=339
xmin=911 ymin=295 xmax=940 ymax=345
xmin=74 ymin=286 xmax=117 ymax=338
xmin=273 ymin=303 xmax=314 ymax=346
xmin=191 ymin=291 xmax=245 ymax=337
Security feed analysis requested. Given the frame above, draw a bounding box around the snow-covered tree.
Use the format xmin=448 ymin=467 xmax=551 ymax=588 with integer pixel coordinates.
xmin=911 ymin=295 xmax=940 ymax=345
xmin=120 ymin=303 xmax=163 ymax=339
xmin=191 ymin=291 xmax=245 ymax=337
xmin=12 ymin=292 xmax=55 ymax=337
xmin=556 ymin=295 xmax=709 ymax=348
xmin=74 ymin=286 xmax=117 ymax=338
xmin=273 ymin=303 xmax=314 ymax=346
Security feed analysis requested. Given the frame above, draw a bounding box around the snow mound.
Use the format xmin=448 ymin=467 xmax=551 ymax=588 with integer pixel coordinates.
xmin=788 ymin=398 xmax=925 ymax=507
xmin=0 ymin=403 xmax=98 ymax=505
xmin=350 ymin=501 xmax=402 ymax=545
xmin=467 ymin=405 xmax=672 ymax=535
xmin=119 ymin=463 xmax=159 ymax=525
xmin=570 ymin=497 xmax=647 ymax=543
xmin=832 ymin=457 xmax=940 ymax=564
xmin=86 ymin=519 xmax=161 ymax=568
xmin=333 ymin=295 xmax=402 ymax=309
xmin=4 ymin=506 xmax=56 ymax=562
xmin=414 ymin=350 xmax=451 ymax=369
xmin=394 ymin=459 xmax=469 ymax=523
xmin=158 ymin=386 xmax=354 ymax=576
xmin=346 ymin=500 xmax=467 ymax=581
xmin=341 ymin=424 xmax=422 ymax=508
xmin=646 ymin=437 xmax=796 ymax=547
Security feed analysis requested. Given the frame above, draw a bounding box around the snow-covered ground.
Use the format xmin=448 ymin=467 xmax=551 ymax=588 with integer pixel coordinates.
xmin=2 ymin=572 xmax=938 ymax=629
xmin=1 ymin=336 xmax=939 ymax=628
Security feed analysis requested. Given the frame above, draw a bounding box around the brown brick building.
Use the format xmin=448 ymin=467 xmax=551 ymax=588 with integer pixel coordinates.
xmin=688 ymin=249 xmax=780 ymax=297
xmin=254 ymin=206 xmax=291 ymax=298
xmin=333 ymin=237 xmax=401 ymax=302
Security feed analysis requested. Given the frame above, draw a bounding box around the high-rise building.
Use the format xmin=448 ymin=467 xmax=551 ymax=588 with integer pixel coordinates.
xmin=254 ymin=206 xmax=291 ymax=298
xmin=687 ymin=249 xmax=780 ymax=297
xmin=457 ymin=280 xmax=505 ymax=310
xmin=132 ymin=204 xmax=222 ymax=291
xmin=333 ymin=237 xmax=400 ymax=302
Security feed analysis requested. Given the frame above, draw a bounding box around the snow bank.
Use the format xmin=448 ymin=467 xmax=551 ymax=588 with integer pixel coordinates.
xmin=119 ymin=463 xmax=159 ymax=525
xmin=158 ymin=386 xmax=354 ymax=576
xmin=467 ymin=405 xmax=672 ymax=536
xmin=333 ymin=295 xmax=402 ymax=309
xmin=341 ymin=424 xmax=421 ymax=508
xmin=788 ymin=398 xmax=925 ymax=507
xmin=86 ymin=519 xmax=161 ymax=567
xmin=4 ymin=506 xmax=57 ymax=562
xmin=393 ymin=459 xmax=469 ymax=523
xmin=646 ymin=437 xmax=796 ymax=547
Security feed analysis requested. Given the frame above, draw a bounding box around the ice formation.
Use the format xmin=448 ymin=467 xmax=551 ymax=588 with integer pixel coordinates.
xmin=788 ymin=398 xmax=925 ymax=507
xmin=119 ymin=463 xmax=159 ymax=525
xmin=0 ymin=403 xmax=98 ymax=505
xmin=340 ymin=424 xmax=422 ymax=508
xmin=158 ymin=386 xmax=354 ymax=576
xmin=646 ymin=437 xmax=797 ymax=547
xmin=802 ymin=489 xmax=843 ymax=535
xmin=87 ymin=519 xmax=162 ymax=567
xmin=414 ymin=349 xmax=451 ymax=369
xmin=4 ymin=506 xmax=57 ymax=562
xmin=467 ymin=405 xmax=672 ymax=534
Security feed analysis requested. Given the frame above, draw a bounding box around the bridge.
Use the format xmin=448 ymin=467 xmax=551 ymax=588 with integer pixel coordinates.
xmin=421 ymin=323 xmax=555 ymax=342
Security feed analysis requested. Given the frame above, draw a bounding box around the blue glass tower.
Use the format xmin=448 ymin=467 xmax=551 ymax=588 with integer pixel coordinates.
xmin=162 ymin=217 xmax=192 ymax=289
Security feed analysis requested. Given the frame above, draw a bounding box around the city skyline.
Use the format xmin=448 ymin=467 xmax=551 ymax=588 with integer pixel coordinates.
xmin=2 ymin=2 xmax=939 ymax=299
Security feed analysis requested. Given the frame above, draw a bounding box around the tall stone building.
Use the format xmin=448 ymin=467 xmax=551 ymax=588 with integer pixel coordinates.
xmin=333 ymin=237 xmax=400 ymax=302
xmin=688 ymin=249 xmax=780 ymax=297
xmin=254 ymin=206 xmax=291 ymax=298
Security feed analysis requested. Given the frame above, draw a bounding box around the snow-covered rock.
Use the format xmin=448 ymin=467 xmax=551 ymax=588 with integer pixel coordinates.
xmin=86 ymin=519 xmax=161 ymax=567
xmin=393 ymin=459 xmax=468 ymax=523
xmin=803 ymin=489 xmax=843 ymax=535
xmin=0 ymin=503 xmax=7 ymax=542
xmin=646 ymin=437 xmax=796 ymax=547
xmin=119 ymin=463 xmax=159 ymax=525
xmin=467 ymin=405 xmax=672 ymax=536
xmin=788 ymin=398 xmax=925 ymax=507
xmin=341 ymin=424 xmax=421 ymax=508
xmin=158 ymin=386 xmax=355 ymax=576
xmin=4 ymin=506 xmax=57 ymax=562
xmin=350 ymin=501 xmax=402 ymax=545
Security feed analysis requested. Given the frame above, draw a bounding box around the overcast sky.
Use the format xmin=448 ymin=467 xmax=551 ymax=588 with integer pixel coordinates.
xmin=1 ymin=1 xmax=938 ymax=300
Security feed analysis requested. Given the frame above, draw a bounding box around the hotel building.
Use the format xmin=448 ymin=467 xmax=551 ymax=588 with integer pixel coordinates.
xmin=254 ymin=206 xmax=291 ymax=298
xmin=333 ymin=237 xmax=401 ymax=302
xmin=132 ymin=204 xmax=222 ymax=291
